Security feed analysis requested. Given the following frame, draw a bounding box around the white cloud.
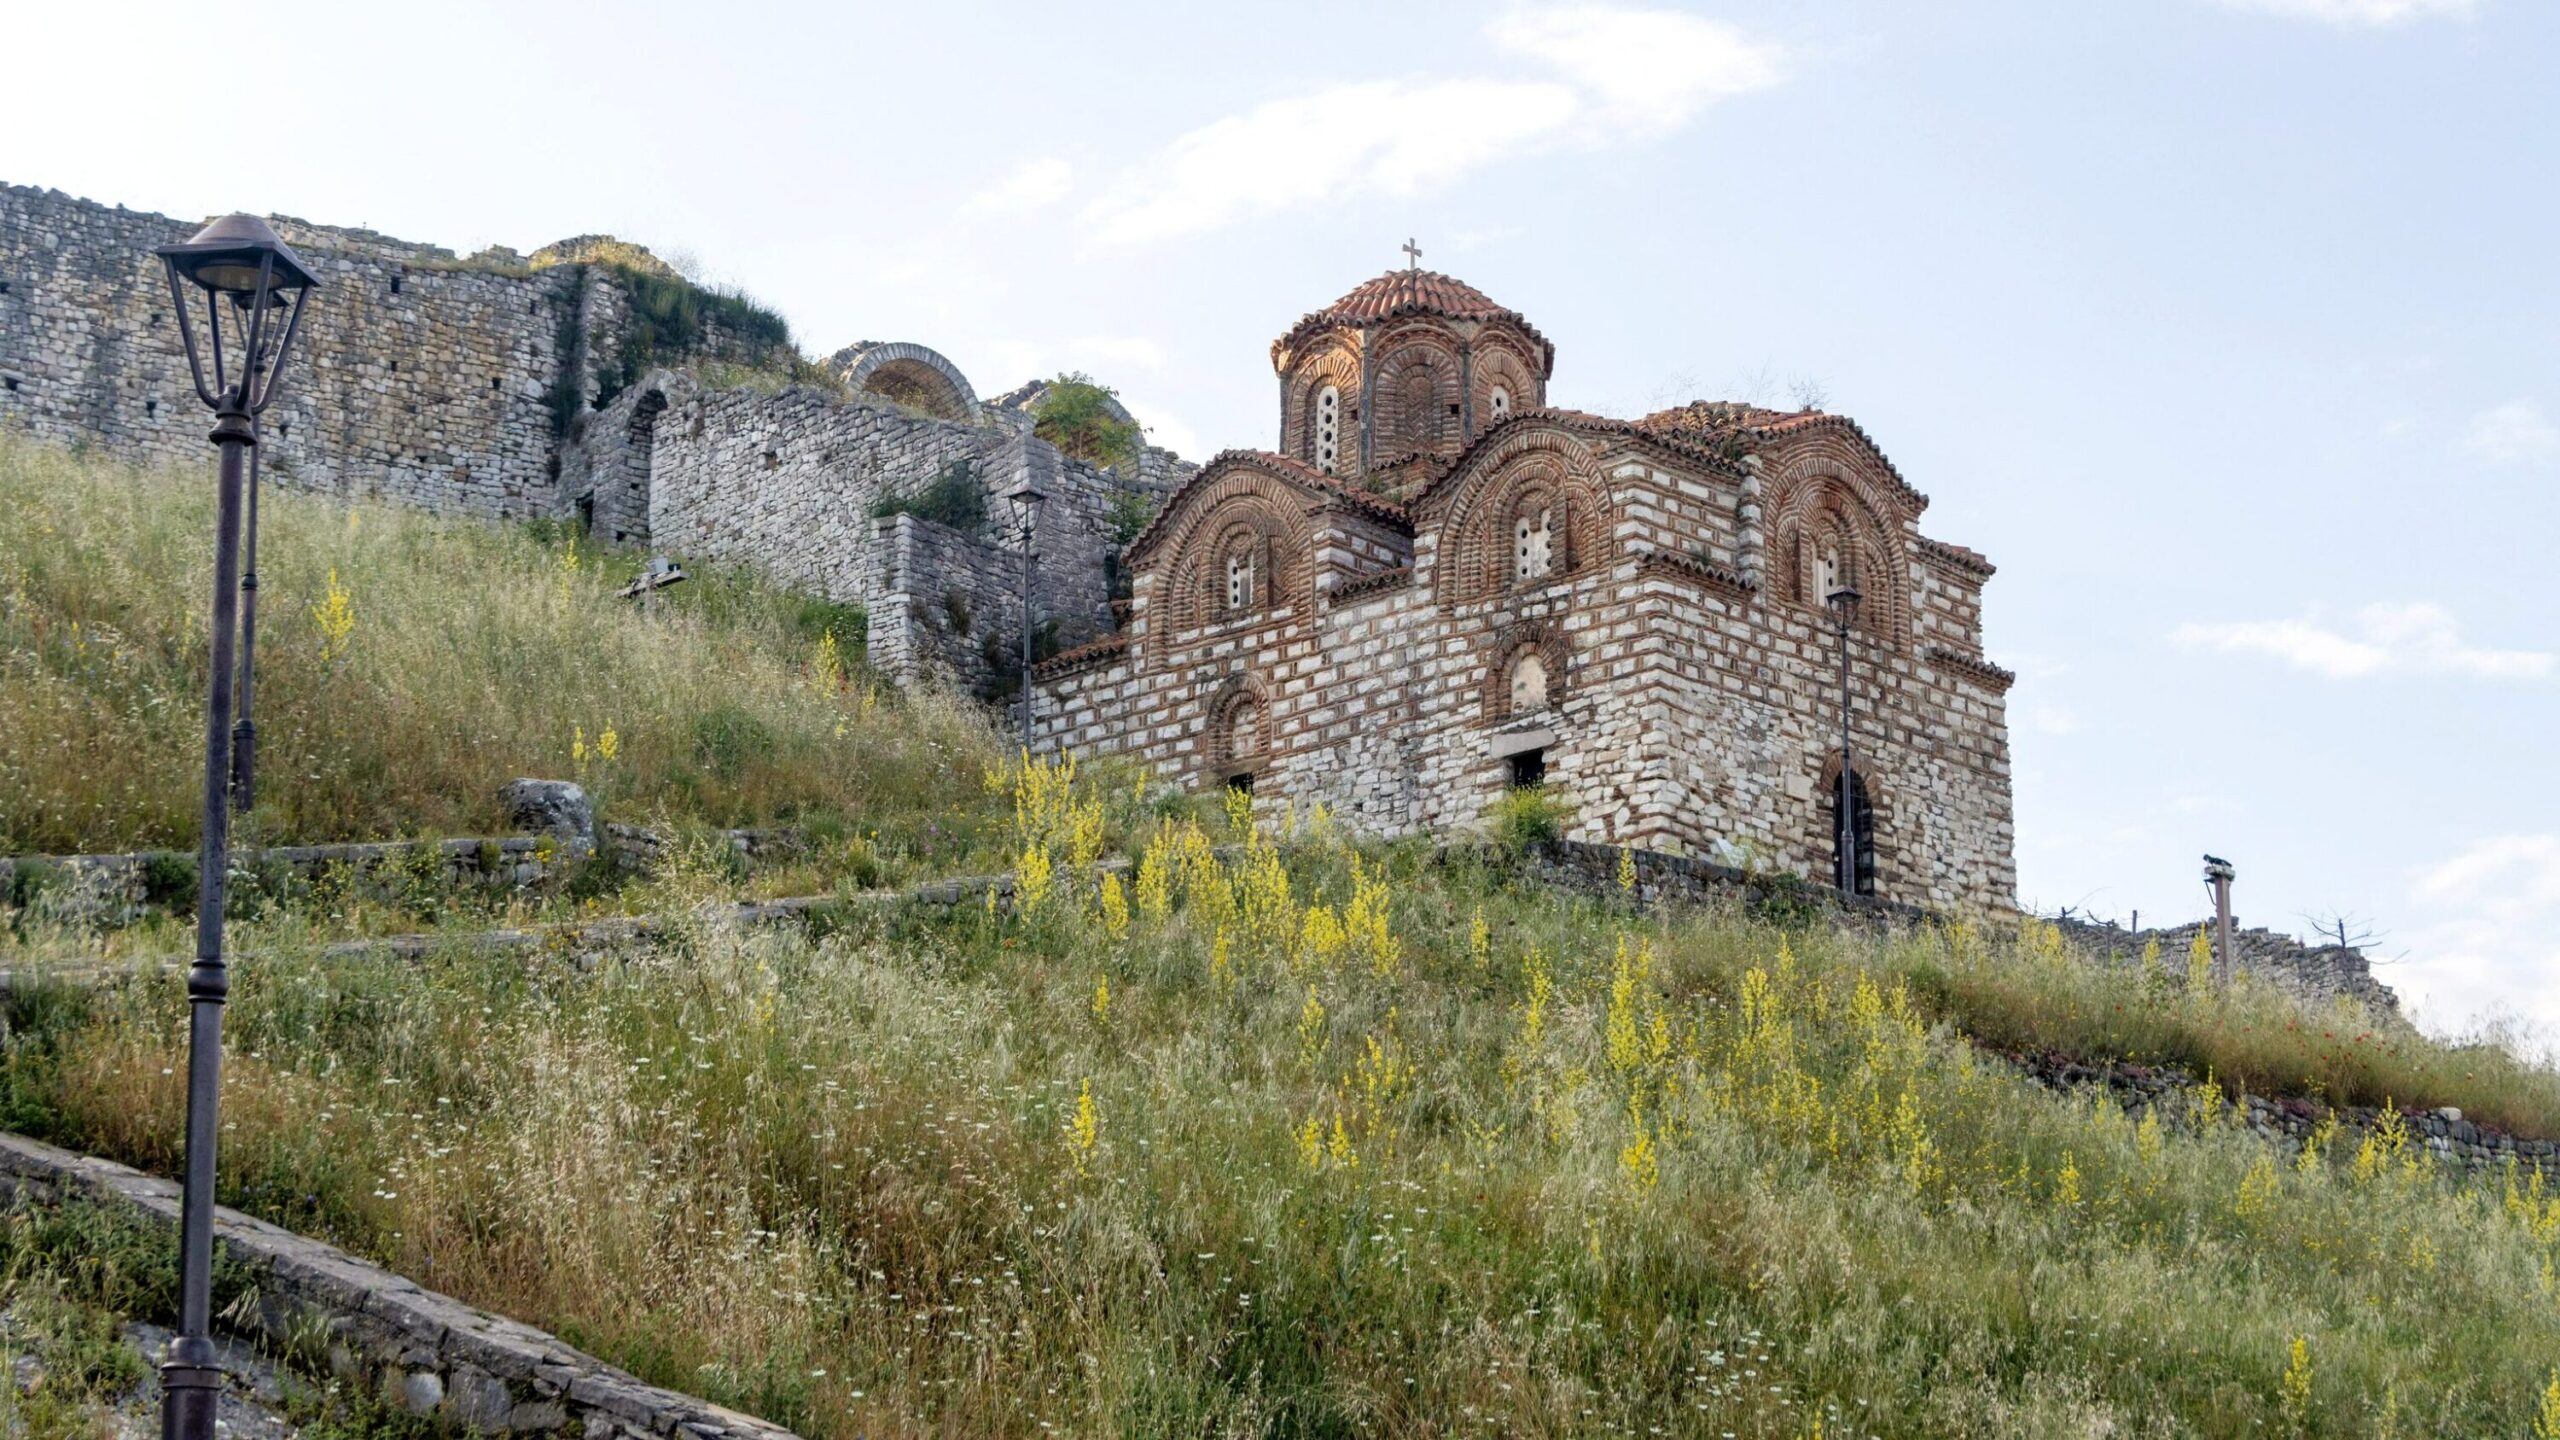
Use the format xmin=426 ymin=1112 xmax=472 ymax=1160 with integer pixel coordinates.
xmin=2397 ymin=834 xmax=2560 ymax=1040
xmin=1063 ymin=335 xmax=1166 ymax=373
xmin=2461 ymin=399 xmax=2560 ymax=466
xmin=2171 ymin=602 xmax=2551 ymax=681
xmin=1485 ymin=6 xmax=1785 ymax=134
xmin=2210 ymin=0 xmax=2477 ymax=25
xmin=2026 ymin=703 xmax=2082 ymax=737
xmin=1082 ymin=6 xmax=1782 ymax=245
xmin=961 ymin=158 xmax=1075 ymax=218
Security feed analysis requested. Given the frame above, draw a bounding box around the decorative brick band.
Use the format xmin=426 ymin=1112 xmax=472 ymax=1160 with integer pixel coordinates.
xmin=1632 ymin=548 xmax=1754 ymax=599
xmin=1917 ymin=535 xmax=1997 ymax=578
xmin=1924 ymin=646 xmax=2016 ymax=693
xmin=1327 ymin=565 xmax=1414 ymax=603
xmin=1033 ymin=631 xmax=1130 ymax=679
xmin=0 ymin=1132 xmax=798 ymax=1438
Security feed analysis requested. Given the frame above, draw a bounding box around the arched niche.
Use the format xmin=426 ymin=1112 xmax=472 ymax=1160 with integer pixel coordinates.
xmin=831 ymin=342 xmax=981 ymax=422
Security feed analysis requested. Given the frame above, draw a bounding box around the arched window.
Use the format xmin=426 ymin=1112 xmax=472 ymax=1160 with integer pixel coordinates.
xmin=1508 ymin=650 xmax=1549 ymax=713
xmin=1513 ymin=503 xmax=1554 ymax=581
xmin=1488 ymin=385 xmax=1511 ymax=423
xmin=1229 ymin=698 xmax=1265 ymax=761
xmin=1226 ymin=549 xmax=1255 ymax=612
xmin=1813 ymin=545 xmax=1842 ymax=603
xmin=1315 ymin=385 xmax=1341 ymax=474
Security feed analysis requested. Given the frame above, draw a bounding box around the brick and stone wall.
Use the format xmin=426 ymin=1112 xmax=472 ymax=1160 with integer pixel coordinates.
xmin=1035 ymin=419 xmax=2017 ymax=914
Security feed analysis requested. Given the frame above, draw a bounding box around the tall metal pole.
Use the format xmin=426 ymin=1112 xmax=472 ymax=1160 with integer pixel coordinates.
xmin=229 ymin=420 xmax=261 ymax=812
xmin=1019 ymin=514 xmax=1035 ymax=756
xmin=2205 ymin=857 xmax=2238 ymax=989
xmin=1835 ymin=604 xmax=1857 ymax=897
xmin=165 ymin=406 xmax=251 ymax=1440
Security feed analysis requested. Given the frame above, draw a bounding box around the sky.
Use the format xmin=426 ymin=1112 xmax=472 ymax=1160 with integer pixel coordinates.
xmin=13 ymin=0 xmax=2555 ymax=1037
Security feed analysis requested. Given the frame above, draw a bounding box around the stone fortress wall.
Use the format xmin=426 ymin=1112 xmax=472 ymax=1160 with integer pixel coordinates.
xmin=0 ymin=180 xmax=1188 ymax=685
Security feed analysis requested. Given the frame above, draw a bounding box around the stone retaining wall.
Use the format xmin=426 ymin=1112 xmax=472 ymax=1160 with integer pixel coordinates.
xmin=2053 ymin=914 xmax=2401 ymax=1018
xmin=0 ymin=1132 xmax=797 ymax=1438
xmin=0 ymin=823 xmax=801 ymax=930
xmin=2006 ymin=1048 xmax=2556 ymax=1179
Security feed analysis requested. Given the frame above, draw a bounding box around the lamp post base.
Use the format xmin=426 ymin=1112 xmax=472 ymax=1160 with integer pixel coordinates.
xmin=160 ymin=1345 xmax=223 ymax=1440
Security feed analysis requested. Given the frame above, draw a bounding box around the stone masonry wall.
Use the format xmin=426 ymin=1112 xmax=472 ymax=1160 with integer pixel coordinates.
xmin=0 ymin=1132 xmax=798 ymax=1438
xmin=629 ymin=372 xmax=1160 ymax=685
xmin=2053 ymin=914 xmax=2402 ymax=1018
xmin=0 ymin=182 xmax=782 ymax=522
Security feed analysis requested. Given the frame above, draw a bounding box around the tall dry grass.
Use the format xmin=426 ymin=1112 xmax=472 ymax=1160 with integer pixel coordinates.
xmin=0 ymin=434 xmax=1006 ymax=857
xmin=9 ymin=771 xmax=2560 ymax=1438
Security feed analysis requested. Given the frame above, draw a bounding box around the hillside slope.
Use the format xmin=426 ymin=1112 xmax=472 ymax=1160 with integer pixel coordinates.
xmin=0 ymin=436 xmax=1003 ymax=857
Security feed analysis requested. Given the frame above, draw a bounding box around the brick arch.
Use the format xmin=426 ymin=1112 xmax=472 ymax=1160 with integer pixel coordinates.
xmin=1282 ymin=343 xmax=1361 ymax=473
xmin=1427 ymin=424 xmax=1611 ymax=606
xmin=1204 ymin=673 xmax=1273 ymax=776
xmin=1468 ymin=341 xmax=1541 ymax=435
xmin=1813 ymin=749 xmax=1898 ymax=898
xmin=1370 ymin=335 xmax=1461 ymax=460
xmin=1141 ymin=464 xmax=1317 ymax=646
xmin=1763 ymin=469 xmax=1909 ymax=647
xmin=832 ymin=342 xmax=980 ymax=422
xmin=1482 ymin=616 xmax=1572 ymax=721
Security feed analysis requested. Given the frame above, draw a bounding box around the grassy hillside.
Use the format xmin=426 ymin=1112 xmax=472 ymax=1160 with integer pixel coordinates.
xmin=8 ymin=435 xmax=2560 ymax=1437
xmin=0 ymin=435 xmax=1004 ymax=858
xmin=5 ymin=763 xmax=2559 ymax=1439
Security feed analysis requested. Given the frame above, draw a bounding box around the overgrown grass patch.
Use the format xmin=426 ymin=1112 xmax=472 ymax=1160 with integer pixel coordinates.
xmin=5 ymin=764 xmax=2556 ymax=1438
xmin=0 ymin=435 xmax=1007 ymax=857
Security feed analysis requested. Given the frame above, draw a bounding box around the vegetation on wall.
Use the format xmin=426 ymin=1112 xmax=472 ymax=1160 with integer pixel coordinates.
xmin=591 ymin=263 xmax=796 ymax=413
xmin=1031 ymin=372 xmax=1144 ymax=470
xmin=868 ymin=459 xmax=988 ymax=535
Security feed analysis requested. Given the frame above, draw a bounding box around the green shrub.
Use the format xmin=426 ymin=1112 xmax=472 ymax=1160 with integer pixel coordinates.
xmin=869 ymin=460 xmax=987 ymax=535
xmin=139 ymin=852 xmax=197 ymax=911
xmin=1032 ymin=373 xmax=1143 ymax=469
xmin=1483 ymin=783 xmax=1571 ymax=851
xmin=691 ymin=706 xmax=777 ymax=781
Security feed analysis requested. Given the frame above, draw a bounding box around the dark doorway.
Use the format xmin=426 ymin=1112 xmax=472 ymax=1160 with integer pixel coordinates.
xmin=1826 ymin=766 xmax=1877 ymax=896
xmin=1225 ymin=771 xmax=1255 ymax=797
xmin=1508 ymin=747 xmax=1547 ymax=788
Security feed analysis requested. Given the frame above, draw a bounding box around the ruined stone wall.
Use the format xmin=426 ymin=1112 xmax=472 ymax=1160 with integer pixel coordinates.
xmin=0 ymin=182 xmax=577 ymax=516
xmin=629 ymin=374 xmax=1155 ymax=684
xmin=2051 ymin=915 xmax=2403 ymax=1018
xmin=0 ymin=183 xmax=799 ymax=525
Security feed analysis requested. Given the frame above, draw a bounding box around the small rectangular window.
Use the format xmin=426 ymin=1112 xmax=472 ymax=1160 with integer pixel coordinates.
xmin=1508 ymin=748 xmax=1547 ymax=788
xmin=0 ymin=281 xmax=12 ymax=295
xmin=1224 ymin=772 xmax=1255 ymax=797
xmin=390 ymin=275 xmax=402 ymax=294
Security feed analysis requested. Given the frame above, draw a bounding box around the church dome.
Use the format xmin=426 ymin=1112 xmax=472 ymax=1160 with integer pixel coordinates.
xmin=1273 ymin=269 xmax=1552 ymax=374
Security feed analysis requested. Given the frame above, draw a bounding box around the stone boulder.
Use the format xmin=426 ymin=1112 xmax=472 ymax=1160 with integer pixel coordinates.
xmin=499 ymin=780 xmax=596 ymax=858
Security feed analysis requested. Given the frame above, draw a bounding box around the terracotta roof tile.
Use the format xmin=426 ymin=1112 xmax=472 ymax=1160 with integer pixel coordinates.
xmin=1273 ymin=269 xmax=1553 ymax=373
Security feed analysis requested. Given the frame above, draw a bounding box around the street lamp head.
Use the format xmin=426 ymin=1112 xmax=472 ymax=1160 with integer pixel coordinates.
xmin=1825 ymin=583 xmax=1862 ymax=622
xmin=155 ymin=214 xmax=319 ymax=419
xmin=1006 ymin=481 xmax=1048 ymax=534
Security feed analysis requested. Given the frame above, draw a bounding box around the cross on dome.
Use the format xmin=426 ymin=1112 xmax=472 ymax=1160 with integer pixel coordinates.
xmin=1402 ymin=237 xmax=1422 ymax=270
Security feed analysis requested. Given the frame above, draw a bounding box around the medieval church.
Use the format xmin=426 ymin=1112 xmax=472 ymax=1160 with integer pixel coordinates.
xmin=1030 ymin=266 xmax=2017 ymax=912
xmin=0 ymin=181 xmax=2014 ymax=912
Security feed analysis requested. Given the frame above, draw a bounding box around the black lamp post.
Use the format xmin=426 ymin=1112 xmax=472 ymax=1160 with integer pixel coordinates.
xmin=152 ymin=213 xmax=316 ymax=1440
xmin=1006 ymin=481 xmax=1047 ymax=755
xmin=1825 ymin=583 xmax=1863 ymax=898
